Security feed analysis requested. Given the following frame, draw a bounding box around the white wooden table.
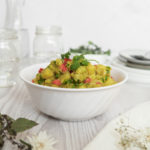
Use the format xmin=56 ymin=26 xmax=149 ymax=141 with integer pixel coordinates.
xmin=0 ymin=70 xmax=150 ymax=150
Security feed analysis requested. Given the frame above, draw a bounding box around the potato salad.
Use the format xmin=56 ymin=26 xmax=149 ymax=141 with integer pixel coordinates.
xmin=32 ymin=52 xmax=116 ymax=88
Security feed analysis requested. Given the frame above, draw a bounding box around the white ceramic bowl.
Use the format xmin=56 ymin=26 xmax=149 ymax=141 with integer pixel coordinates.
xmin=20 ymin=63 xmax=128 ymax=121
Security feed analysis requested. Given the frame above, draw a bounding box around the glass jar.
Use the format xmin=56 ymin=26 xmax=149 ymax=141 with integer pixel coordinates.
xmin=0 ymin=29 xmax=19 ymax=87
xmin=33 ymin=26 xmax=64 ymax=60
xmin=17 ymin=29 xmax=30 ymax=59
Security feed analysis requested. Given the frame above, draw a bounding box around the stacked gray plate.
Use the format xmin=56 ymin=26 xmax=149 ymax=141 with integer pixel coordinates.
xmin=112 ymin=50 xmax=150 ymax=84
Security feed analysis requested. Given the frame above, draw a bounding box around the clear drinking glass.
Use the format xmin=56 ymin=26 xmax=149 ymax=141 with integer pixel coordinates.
xmin=0 ymin=29 xmax=19 ymax=87
xmin=5 ymin=0 xmax=30 ymax=59
xmin=33 ymin=26 xmax=64 ymax=62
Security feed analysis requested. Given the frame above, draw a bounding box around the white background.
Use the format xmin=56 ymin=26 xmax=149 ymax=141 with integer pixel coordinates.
xmin=0 ymin=0 xmax=150 ymax=52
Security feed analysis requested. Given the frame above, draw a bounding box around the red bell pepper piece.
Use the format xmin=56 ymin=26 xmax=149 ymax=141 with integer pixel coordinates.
xmin=64 ymin=58 xmax=72 ymax=63
xmin=39 ymin=68 xmax=44 ymax=73
xmin=60 ymin=64 xmax=67 ymax=72
xmin=84 ymin=78 xmax=91 ymax=83
xmin=52 ymin=80 xmax=61 ymax=86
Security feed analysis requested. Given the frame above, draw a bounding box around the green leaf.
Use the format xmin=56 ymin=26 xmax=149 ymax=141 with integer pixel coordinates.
xmin=61 ymin=52 xmax=71 ymax=59
xmin=80 ymin=60 xmax=89 ymax=66
xmin=70 ymin=54 xmax=89 ymax=71
xmin=73 ymin=55 xmax=84 ymax=61
xmin=70 ymin=61 xmax=80 ymax=71
xmin=11 ymin=118 xmax=38 ymax=133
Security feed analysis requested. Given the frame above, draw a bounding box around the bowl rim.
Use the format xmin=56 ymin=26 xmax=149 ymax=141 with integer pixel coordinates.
xmin=19 ymin=63 xmax=128 ymax=92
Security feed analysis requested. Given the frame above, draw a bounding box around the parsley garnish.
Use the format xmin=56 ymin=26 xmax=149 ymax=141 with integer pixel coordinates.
xmin=80 ymin=59 xmax=89 ymax=66
xmin=70 ymin=62 xmax=80 ymax=71
xmin=70 ymin=55 xmax=89 ymax=71
xmin=61 ymin=52 xmax=71 ymax=59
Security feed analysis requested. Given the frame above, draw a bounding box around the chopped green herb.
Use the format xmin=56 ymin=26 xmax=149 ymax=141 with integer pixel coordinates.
xmin=63 ymin=79 xmax=73 ymax=85
xmin=72 ymin=85 xmax=76 ymax=88
xmin=70 ymin=55 xmax=89 ymax=71
xmin=80 ymin=59 xmax=89 ymax=66
xmin=70 ymin=61 xmax=80 ymax=71
xmin=55 ymin=73 xmax=61 ymax=79
xmin=66 ymin=63 xmax=70 ymax=68
xmin=79 ymin=83 xmax=84 ymax=86
xmin=61 ymin=52 xmax=71 ymax=59
xmin=38 ymin=76 xmax=45 ymax=84
xmin=101 ymin=78 xmax=105 ymax=83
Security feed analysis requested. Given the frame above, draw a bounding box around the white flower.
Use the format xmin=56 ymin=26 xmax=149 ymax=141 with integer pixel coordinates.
xmin=27 ymin=131 xmax=57 ymax=150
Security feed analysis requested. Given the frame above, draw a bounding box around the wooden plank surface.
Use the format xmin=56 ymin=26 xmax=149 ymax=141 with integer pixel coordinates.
xmin=0 ymin=80 xmax=149 ymax=150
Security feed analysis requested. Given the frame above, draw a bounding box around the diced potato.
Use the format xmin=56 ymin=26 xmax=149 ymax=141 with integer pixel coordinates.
xmin=60 ymin=71 xmax=71 ymax=83
xmin=89 ymin=74 xmax=96 ymax=80
xmin=56 ymin=59 xmax=63 ymax=66
xmin=45 ymin=79 xmax=53 ymax=84
xmin=96 ymin=65 xmax=106 ymax=75
xmin=71 ymin=73 xmax=87 ymax=82
xmin=76 ymin=66 xmax=87 ymax=74
xmin=41 ymin=68 xmax=54 ymax=79
xmin=87 ymin=64 xmax=95 ymax=75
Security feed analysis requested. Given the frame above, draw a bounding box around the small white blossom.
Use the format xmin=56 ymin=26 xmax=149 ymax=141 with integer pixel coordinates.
xmin=116 ymin=119 xmax=150 ymax=150
xmin=27 ymin=131 xmax=57 ymax=150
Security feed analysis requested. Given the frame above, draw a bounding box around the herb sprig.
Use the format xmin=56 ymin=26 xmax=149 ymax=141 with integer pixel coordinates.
xmin=61 ymin=52 xmax=89 ymax=71
xmin=0 ymin=114 xmax=38 ymax=150
xmin=69 ymin=41 xmax=111 ymax=55
xmin=70 ymin=55 xmax=89 ymax=71
xmin=61 ymin=52 xmax=71 ymax=59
